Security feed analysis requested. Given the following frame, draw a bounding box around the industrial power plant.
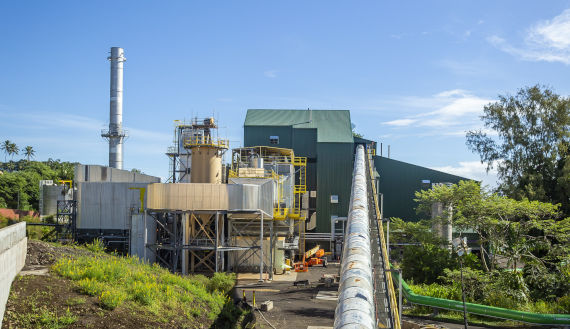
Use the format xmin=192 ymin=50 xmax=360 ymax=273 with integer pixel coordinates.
xmin=33 ymin=47 xmax=474 ymax=329
xmin=34 ymin=46 xmax=566 ymax=329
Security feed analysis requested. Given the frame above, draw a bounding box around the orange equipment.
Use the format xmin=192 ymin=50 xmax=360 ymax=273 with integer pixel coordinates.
xmin=294 ymin=245 xmax=327 ymax=272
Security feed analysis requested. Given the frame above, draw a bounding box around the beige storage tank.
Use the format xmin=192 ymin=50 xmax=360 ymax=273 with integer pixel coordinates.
xmin=190 ymin=147 xmax=223 ymax=184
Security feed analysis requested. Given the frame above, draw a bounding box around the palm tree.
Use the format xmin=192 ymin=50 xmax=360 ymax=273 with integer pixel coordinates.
xmin=24 ymin=146 xmax=35 ymax=162
xmin=7 ymin=142 xmax=19 ymax=160
xmin=1 ymin=140 xmax=11 ymax=162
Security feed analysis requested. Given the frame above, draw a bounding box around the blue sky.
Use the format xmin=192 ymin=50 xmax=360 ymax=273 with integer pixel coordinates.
xmin=2 ymin=1 xmax=570 ymax=186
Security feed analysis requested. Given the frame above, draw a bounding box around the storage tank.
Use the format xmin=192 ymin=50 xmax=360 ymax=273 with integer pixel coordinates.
xmin=190 ymin=147 xmax=223 ymax=184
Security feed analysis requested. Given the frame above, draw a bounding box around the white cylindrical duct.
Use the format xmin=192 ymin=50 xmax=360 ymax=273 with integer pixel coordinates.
xmin=334 ymin=145 xmax=376 ymax=329
xmin=107 ymin=47 xmax=126 ymax=169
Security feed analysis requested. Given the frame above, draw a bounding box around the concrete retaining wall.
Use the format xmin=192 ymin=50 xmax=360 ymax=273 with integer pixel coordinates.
xmin=0 ymin=222 xmax=27 ymax=326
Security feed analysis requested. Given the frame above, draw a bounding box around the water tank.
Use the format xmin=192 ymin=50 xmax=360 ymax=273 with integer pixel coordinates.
xmin=190 ymin=147 xmax=222 ymax=184
xmin=40 ymin=185 xmax=65 ymax=217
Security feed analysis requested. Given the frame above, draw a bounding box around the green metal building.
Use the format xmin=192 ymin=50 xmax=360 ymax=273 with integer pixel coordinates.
xmin=243 ymin=109 xmax=469 ymax=233
xmin=374 ymin=156 xmax=467 ymax=221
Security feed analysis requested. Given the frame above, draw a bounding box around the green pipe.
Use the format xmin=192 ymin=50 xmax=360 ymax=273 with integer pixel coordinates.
xmin=392 ymin=270 xmax=570 ymax=325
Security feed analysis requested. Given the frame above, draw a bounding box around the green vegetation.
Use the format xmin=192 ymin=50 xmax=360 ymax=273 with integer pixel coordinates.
xmin=391 ymin=180 xmax=570 ymax=316
xmin=466 ymin=85 xmax=570 ymax=217
xmin=0 ymin=158 xmax=76 ymax=210
xmin=51 ymin=252 xmax=244 ymax=325
xmin=84 ymin=238 xmax=106 ymax=253
xmin=8 ymin=287 xmax=78 ymax=329
xmin=0 ymin=215 xmax=55 ymax=240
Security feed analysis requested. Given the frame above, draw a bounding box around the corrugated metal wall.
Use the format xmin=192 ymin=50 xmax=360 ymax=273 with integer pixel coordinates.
xmin=244 ymin=126 xmax=293 ymax=148
xmin=76 ymin=182 xmax=150 ymax=230
xmin=244 ymin=126 xmax=354 ymax=233
xmin=374 ymin=156 xmax=468 ymax=221
xmin=75 ymin=164 xmax=161 ymax=183
xmin=316 ymin=143 xmax=353 ymax=233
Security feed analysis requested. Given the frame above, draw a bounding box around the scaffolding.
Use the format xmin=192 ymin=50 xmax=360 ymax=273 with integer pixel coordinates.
xmin=229 ymin=146 xmax=307 ymax=222
xmin=166 ymin=118 xmax=228 ymax=183
xmin=153 ymin=144 xmax=307 ymax=278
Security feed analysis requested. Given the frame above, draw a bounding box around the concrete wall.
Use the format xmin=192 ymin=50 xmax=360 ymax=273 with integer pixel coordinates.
xmin=0 ymin=222 xmax=27 ymax=326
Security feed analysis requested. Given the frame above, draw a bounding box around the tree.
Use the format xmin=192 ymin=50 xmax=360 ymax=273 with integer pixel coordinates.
xmin=352 ymin=131 xmax=363 ymax=138
xmin=7 ymin=142 xmax=18 ymax=161
xmin=466 ymin=85 xmax=570 ymax=215
xmin=415 ymin=180 xmax=566 ymax=272
xmin=1 ymin=140 xmax=11 ymax=162
xmin=24 ymin=146 xmax=35 ymax=162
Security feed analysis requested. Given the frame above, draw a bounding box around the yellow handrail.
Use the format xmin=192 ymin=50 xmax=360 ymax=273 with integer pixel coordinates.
xmin=183 ymin=135 xmax=229 ymax=149
xmin=367 ymin=148 xmax=401 ymax=329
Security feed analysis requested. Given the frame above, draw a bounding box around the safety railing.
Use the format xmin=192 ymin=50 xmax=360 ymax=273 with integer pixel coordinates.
xmin=182 ymin=136 xmax=229 ymax=149
xmin=366 ymin=147 xmax=401 ymax=329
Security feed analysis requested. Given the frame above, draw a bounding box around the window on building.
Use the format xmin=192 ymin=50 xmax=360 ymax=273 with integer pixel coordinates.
xmin=269 ymin=136 xmax=279 ymax=144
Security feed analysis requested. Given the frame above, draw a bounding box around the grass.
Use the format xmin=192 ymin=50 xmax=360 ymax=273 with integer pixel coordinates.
xmin=83 ymin=238 xmax=106 ymax=253
xmin=51 ymin=253 xmax=242 ymax=324
xmin=65 ymin=297 xmax=86 ymax=306
xmin=9 ymin=290 xmax=77 ymax=329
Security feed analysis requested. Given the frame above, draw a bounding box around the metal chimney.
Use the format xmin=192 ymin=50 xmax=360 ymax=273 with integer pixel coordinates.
xmin=101 ymin=47 xmax=127 ymax=169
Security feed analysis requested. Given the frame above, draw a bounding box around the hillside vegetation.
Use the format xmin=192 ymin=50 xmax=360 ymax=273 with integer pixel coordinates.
xmin=3 ymin=240 xmax=249 ymax=329
xmin=0 ymin=159 xmax=75 ymax=211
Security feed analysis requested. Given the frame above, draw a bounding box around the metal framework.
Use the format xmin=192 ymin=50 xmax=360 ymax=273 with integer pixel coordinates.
xmin=147 ymin=209 xmax=267 ymax=275
xmin=229 ymin=145 xmax=307 ymax=221
xmin=166 ymin=118 xmax=229 ymax=183
xmin=30 ymin=200 xmax=78 ymax=242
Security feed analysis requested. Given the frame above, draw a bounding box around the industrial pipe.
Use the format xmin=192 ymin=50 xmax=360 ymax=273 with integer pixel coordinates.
xmin=392 ymin=269 xmax=570 ymax=326
xmin=334 ymin=145 xmax=376 ymax=329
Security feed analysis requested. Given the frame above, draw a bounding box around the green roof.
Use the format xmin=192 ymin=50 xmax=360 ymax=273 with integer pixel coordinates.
xmin=244 ymin=109 xmax=354 ymax=143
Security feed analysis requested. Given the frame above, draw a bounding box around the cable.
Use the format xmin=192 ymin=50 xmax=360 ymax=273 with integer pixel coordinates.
xmin=256 ymin=309 xmax=277 ymax=329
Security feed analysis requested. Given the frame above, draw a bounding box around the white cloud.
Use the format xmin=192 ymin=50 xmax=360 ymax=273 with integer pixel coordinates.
xmin=431 ymin=161 xmax=498 ymax=188
xmin=381 ymin=90 xmax=493 ymax=129
xmin=488 ymin=9 xmax=570 ymax=64
xmin=264 ymin=70 xmax=278 ymax=78
xmin=384 ymin=118 xmax=417 ymax=127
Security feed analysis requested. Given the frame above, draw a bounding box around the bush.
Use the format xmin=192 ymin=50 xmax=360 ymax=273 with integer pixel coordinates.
xmin=100 ymin=288 xmax=126 ymax=310
xmin=440 ymin=267 xmax=489 ymax=303
xmin=409 ymin=282 xmax=461 ymax=300
xmin=557 ymin=295 xmax=570 ymax=313
xmin=207 ymin=272 xmax=235 ymax=294
xmin=402 ymin=244 xmax=457 ymax=284
xmin=76 ymin=278 xmax=105 ymax=296
xmin=84 ymin=239 xmax=106 ymax=253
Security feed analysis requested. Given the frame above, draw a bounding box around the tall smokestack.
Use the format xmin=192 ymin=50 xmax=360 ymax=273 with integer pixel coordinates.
xmin=101 ymin=47 xmax=127 ymax=169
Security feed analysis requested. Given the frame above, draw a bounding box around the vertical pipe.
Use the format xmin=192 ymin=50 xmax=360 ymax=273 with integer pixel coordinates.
xmin=398 ymin=269 xmax=403 ymax=329
xmin=259 ymin=211 xmax=264 ymax=282
xmin=215 ymin=212 xmax=219 ymax=272
xmin=269 ymin=220 xmax=274 ymax=281
xmin=386 ymin=219 xmax=390 ymax=263
xmin=182 ymin=213 xmax=188 ymax=275
xmin=106 ymin=47 xmax=126 ymax=169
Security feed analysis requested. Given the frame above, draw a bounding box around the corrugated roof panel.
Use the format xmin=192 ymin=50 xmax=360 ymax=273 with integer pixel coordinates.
xmin=244 ymin=109 xmax=353 ymax=143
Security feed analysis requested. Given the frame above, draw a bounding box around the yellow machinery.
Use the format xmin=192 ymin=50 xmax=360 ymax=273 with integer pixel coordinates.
xmin=294 ymin=244 xmax=326 ymax=272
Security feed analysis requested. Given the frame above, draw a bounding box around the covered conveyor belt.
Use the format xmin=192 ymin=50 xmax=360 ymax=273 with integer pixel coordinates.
xmin=334 ymin=145 xmax=401 ymax=329
xmin=335 ymin=145 xmax=570 ymax=328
